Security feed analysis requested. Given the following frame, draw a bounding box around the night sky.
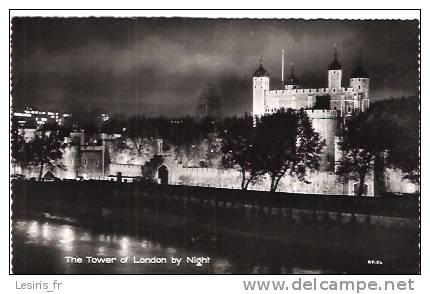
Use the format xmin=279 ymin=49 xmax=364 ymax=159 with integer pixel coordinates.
xmin=11 ymin=17 xmax=419 ymax=118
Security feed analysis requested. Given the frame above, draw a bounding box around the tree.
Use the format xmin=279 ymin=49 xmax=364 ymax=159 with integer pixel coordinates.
xmin=219 ymin=115 xmax=263 ymax=190
xmin=124 ymin=116 xmax=157 ymax=155
xmin=101 ymin=116 xmax=127 ymax=134
xmin=11 ymin=124 xmax=32 ymax=168
xmin=255 ymin=109 xmax=323 ymax=192
xmin=336 ymin=110 xmax=394 ymax=196
xmin=379 ymin=97 xmax=419 ymax=184
xmin=337 ymin=97 xmax=420 ymax=196
xmin=28 ymin=129 xmax=67 ymax=180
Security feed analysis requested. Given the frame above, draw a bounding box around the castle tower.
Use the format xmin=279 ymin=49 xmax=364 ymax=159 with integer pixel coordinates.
xmin=285 ymin=63 xmax=299 ymax=90
xmin=252 ymin=56 xmax=270 ymax=116
xmin=350 ymin=56 xmax=370 ymax=111
xmin=328 ymin=45 xmax=342 ymax=92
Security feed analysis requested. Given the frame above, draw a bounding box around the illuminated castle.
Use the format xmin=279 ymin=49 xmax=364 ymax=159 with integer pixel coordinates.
xmin=252 ymin=47 xmax=370 ymax=173
xmin=252 ymin=47 xmax=370 ymax=117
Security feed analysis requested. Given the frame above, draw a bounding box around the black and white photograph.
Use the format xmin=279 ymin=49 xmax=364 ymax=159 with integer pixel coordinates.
xmin=9 ymin=12 xmax=420 ymax=276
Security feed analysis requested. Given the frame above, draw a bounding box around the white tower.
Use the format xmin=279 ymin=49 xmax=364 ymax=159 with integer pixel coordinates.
xmin=252 ymin=56 xmax=270 ymax=116
xmin=328 ymin=45 xmax=342 ymax=92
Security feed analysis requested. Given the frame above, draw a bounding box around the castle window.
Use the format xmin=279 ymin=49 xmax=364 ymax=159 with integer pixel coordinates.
xmin=359 ymin=79 xmax=361 ymax=82
xmin=358 ymin=85 xmax=361 ymax=90
xmin=333 ymin=89 xmax=336 ymax=93
xmin=84 ymin=158 xmax=87 ymax=166
xmin=347 ymin=106 xmax=352 ymax=113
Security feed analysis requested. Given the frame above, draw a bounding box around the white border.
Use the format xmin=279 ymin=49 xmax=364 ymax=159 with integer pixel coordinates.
xmin=4 ymin=8 xmax=424 ymax=294
xmin=10 ymin=9 xmax=419 ymax=19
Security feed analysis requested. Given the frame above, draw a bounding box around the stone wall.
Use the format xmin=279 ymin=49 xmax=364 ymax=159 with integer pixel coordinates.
xmin=384 ymin=168 xmax=418 ymax=194
xmin=160 ymin=158 xmax=373 ymax=196
xmin=12 ymin=129 xmax=417 ymax=196
xmin=109 ymin=163 xmax=142 ymax=177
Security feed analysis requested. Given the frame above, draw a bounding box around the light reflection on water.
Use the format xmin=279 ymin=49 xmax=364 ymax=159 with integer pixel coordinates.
xmin=13 ymin=219 xmax=234 ymax=274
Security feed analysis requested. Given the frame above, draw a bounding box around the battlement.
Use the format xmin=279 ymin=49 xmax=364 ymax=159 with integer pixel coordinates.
xmin=264 ymin=87 xmax=357 ymax=98
xmin=265 ymin=88 xmax=330 ymax=97
xmin=305 ymin=109 xmax=338 ymax=119
xmin=350 ymin=77 xmax=369 ymax=81
xmin=109 ymin=163 xmax=142 ymax=177
xmin=342 ymin=87 xmax=357 ymax=94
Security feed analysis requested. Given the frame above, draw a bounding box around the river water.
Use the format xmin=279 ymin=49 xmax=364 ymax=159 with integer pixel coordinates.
xmin=11 ymin=216 xmax=418 ymax=274
xmin=12 ymin=217 xmax=338 ymax=274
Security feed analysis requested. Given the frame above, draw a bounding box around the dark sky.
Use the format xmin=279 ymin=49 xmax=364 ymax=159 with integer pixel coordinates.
xmin=11 ymin=17 xmax=419 ymax=118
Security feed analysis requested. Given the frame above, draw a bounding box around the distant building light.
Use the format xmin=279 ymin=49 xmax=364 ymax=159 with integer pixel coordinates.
xmin=101 ymin=113 xmax=109 ymax=121
xmin=48 ymin=112 xmax=54 ymax=115
xmin=14 ymin=112 xmax=31 ymax=117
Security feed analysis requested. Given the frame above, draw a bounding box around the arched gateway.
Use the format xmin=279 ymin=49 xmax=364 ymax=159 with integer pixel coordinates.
xmin=157 ymin=165 xmax=169 ymax=184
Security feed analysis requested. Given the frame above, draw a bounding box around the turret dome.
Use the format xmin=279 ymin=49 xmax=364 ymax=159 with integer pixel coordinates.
xmin=351 ymin=56 xmax=368 ymax=78
xmin=328 ymin=59 xmax=342 ymax=70
xmin=328 ymin=45 xmax=342 ymax=70
xmin=284 ymin=63 xmax=299 ymax=88
xmin=253 ymin=56 xmax=270 ymax=77
xmin=351 ymin=66 xmax=368 ymax=78
xmin=285 ymin=75 xmax=299 ymax=85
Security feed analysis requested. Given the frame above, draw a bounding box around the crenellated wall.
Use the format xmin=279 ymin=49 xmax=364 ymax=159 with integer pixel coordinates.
xmin=109 ymin=163 xmax=142 ymax=177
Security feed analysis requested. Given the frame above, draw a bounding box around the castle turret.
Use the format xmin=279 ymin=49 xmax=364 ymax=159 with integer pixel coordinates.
xmin=350 ymin=56 xmax=370 ymax=111
xmin=252 ymin=56 xmax=270 ymax=116
xmin=328 ymin=45 xmax=342 ymax=92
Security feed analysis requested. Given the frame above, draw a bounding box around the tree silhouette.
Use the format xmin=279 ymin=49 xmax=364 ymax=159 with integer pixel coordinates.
xmin=377 ymin=97 xmax=419 ymax=184
xmin=255 ymin=109 xmax=323 ymax=192
xmin=28 ymin=129 xmax=67 ymax=180
xmin=219 ymin=114 xmax=263 ymax=190
xmin=337 ymin=97 xmax=419 ymax=195
xmin=336 ymin=110 xmax=394 ymax=196
xmin=11 ymin=120 xmax=32 ymax=168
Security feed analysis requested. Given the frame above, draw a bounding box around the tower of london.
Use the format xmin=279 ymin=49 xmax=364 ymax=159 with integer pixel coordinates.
xmin=252 ymin=48 xmax=370 ymax=174
xmin=252 ymin=48 xmax=370 ymax=117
